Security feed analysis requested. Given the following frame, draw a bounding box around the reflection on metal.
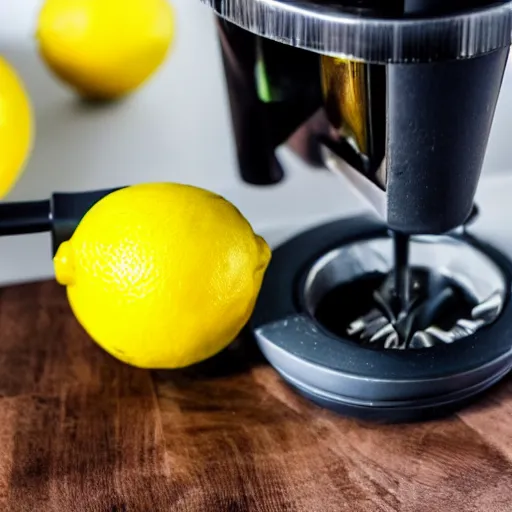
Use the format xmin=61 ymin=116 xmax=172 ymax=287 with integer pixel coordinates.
xmin=321 ymin=57 xmax=370 ymax=158
xmin=321 ymin=56 xmax=386 ymax=180
xmin=203 ymin=0 xmax=512 ymax=63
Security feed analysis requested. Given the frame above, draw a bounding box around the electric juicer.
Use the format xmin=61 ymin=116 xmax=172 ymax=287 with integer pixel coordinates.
xmin=200 ymin=0 xmax=512 ymax=421
xmin=2 ymin=0 xmax=512 ymax=424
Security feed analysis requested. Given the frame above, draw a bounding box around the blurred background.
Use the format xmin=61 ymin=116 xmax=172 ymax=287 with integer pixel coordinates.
xmin=1 ymin=0 xmax=512 ymax=285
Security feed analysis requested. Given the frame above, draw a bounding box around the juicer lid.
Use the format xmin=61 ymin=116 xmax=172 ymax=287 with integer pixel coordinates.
xmin=203 ymin=0 xmax=512 ymax=63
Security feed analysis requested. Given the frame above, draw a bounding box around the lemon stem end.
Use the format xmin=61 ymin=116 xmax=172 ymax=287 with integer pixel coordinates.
xmin=54 ymin=241 xmax=76 ymax=286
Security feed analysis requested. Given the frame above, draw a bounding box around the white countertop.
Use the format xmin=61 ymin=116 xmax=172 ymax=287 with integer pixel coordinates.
xmin=2 ymin=0 xmax=512 ymax=285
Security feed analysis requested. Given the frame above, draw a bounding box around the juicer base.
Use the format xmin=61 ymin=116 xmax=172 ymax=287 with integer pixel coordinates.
xmin=272 ymin=359 xmax=511 ymax=424
xmin=251 ymin=215 xmax=512 ymax=423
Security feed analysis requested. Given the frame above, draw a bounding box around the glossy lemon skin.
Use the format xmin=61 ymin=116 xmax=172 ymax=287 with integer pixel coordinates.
xmin=54 ymin=183 xmax=271 ymax=369
xmin=0 ymin=57 xmax=33 ymax=199
xmin=36 ymin=0 xmax=175 ymax=100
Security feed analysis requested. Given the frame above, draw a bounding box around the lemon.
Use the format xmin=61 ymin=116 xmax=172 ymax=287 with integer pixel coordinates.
xmin=36 ymin=0 xmax=175 ymax=100
xmin=0 ymin=57 xmax=33 ymax=199
xmin=53 ymin=183 xmax=271 ymax=369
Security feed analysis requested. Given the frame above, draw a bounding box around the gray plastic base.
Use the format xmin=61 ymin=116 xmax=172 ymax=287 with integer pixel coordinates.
xmin=280 ymin=369 xmax=510 ymax=423
xmin=252 ymin=215 xmax=512 ymax=423
xmin=268 ymin=348 xmax=511 ymax=423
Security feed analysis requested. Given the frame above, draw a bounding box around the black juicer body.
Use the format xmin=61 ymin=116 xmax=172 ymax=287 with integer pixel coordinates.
xmin=204 ymin=0 xmax=512 ymax=421
xmin=214 ymin=0 xmax=510 ymax=234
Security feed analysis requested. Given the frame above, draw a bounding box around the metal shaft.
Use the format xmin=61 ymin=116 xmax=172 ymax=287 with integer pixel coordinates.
xmin=392 ymin=231 xmax=410 ymax=315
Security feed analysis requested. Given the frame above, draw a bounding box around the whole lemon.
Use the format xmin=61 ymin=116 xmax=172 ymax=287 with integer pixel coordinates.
xmin=36 ymin=0 xmax=175 ymax=100
xmin=0 ymin=57 xmax=33 ymax=199
xmin=53 ymin=183 xmax=271 ymax=369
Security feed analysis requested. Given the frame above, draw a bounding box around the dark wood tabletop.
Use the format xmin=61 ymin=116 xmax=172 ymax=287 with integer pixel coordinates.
xmin=2 ymin=280 xmax=512 ymax=511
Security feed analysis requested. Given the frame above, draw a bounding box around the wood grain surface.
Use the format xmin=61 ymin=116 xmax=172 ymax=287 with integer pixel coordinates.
xmin=1 ymin=281 xmax=512 ymax=511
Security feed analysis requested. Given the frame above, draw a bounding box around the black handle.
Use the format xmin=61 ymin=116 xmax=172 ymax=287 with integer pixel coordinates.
xmin=0 ymin=200 xmax=51 ymax=236
xmin=0 ymin=187 xmax=123 ymax=255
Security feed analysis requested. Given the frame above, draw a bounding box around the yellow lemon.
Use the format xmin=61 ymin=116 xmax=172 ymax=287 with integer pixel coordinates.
xmin=0 ymin=57 xmax=33 ymax=199
xmin=53 ymin=183 xmax=271 ymax=369
xmin=36 ymin=0 xmax=175 ymax=100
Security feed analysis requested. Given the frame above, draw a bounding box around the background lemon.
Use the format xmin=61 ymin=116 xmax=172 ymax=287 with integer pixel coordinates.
xmin=36 ymin=0 xmax=175 ymax=100
xmin=54 ymin=183 xmax=271 ymax=369
xmin=0 ymin=57 xmax=33 ymax=199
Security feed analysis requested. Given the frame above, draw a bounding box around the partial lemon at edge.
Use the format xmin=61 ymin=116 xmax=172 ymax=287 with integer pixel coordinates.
xmin=0 ymin=57 xmax=33 ymax=199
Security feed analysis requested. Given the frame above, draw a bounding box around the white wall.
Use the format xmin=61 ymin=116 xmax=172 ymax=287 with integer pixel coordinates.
xmin=0 ymin=0 xmax=240 ymax=199
xmin=1 ymin=1 xmax=512 ymax=285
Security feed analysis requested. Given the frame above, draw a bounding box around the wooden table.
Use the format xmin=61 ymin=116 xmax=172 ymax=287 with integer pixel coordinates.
xmin=2 ymin=281 xmax=512 ymax=511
